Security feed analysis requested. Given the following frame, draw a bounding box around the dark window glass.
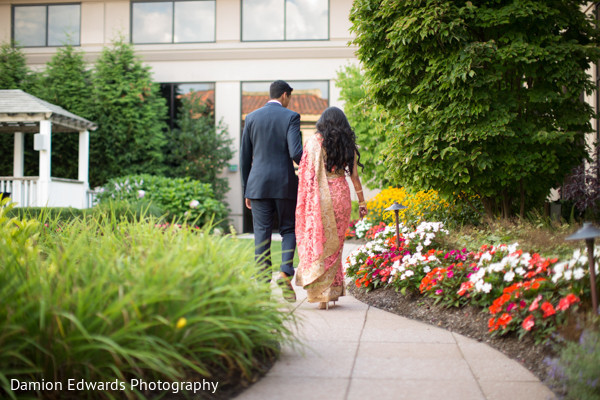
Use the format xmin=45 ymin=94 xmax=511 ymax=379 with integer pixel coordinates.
xmin=242 ymin=0 xmax=328 ymax=41
xmin=161 ymin=82 xmax=215 ymax=129
xmin=132 ymin=1 xmax=215 ymax=44
xmin=13 ymin=4 xmax=80 ymax=47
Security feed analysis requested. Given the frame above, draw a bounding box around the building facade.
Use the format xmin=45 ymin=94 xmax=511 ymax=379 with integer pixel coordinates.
xmin=0 ymin=0 xmax=366 ymax=232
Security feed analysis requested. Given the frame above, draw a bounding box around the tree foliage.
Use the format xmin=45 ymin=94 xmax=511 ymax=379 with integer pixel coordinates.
xmin=34 ymin=45 xmax=93 ymax=179
xmin=350 ymin=0 xmax=600 ymax=218
xmin=0 ymin=42 xmax=37 ymax=91
xmin=164 ymin=93 xmax=233 ymax=200
xmin=336 ymin=64 xmax=396 ymax=189
xmin=90 ymin=39 xmax=167 ymax=187
xmin=0 ymin=43 xmax=39 ymax=176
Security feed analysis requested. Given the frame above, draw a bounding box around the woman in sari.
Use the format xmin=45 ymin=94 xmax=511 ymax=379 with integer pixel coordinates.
xmin=295 ymin=107 xmax=368 ymax=310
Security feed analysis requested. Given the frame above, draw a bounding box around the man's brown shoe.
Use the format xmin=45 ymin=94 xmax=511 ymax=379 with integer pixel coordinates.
xmin=277 ymin=272 xmax=296 ymax=302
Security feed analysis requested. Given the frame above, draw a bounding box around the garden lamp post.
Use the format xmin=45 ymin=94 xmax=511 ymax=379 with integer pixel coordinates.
xmin=385 ymin=202 xmax=406 ymax=249
xmin=566 ymin=222 xmax=600 ymax=315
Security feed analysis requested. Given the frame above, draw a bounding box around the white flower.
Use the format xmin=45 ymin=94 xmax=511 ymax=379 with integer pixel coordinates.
xmin=503 ymin=271 xmax=515 ymax=282
xmin=189 ymin=199 xmax=200 ymax=208
xmin=573 ymin=268 xmax=585 ymax=280
xmin=137 ymin=189 xmax=145 ymax=199
xmin=423 ymin=266 xmax=431 ymax=273
xmin=564 ymin=270 xmax=573 ymax=281
xmin=481 ymin=283 xmax=493 ymax=293
xmin=515 ymin=266 xmax=526 ymax=276
xmin=480 ymin=253 xmax=493 ymax=263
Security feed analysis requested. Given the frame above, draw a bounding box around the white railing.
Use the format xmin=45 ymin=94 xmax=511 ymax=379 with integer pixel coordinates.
xmin=87 ymin=189 xmax=100 ymax=208
xmin=0 ymin=177 xmax=38 ymax=207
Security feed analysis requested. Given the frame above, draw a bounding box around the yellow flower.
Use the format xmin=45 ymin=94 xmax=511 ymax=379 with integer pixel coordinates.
xmin=176 ymin=317 xmax=187 ymax=329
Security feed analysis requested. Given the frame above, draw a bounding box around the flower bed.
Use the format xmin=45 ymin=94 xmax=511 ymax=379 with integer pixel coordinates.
xmin=345 ymin=221 xmax=597 ymax=343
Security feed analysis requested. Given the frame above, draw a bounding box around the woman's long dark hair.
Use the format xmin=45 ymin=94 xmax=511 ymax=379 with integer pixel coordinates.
xmin=316 ymin=107 xmax=363 ymax=174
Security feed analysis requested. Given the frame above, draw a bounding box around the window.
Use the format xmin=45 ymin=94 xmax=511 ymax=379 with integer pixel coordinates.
xmin=132 ymin=0 xmax=215 ymax=44
xmin=161 ymin=82 xmax=215 ymax=129
xmin=13 ymin=4 xmax=80 ymax=47
xmin=242 ymin=0 xmax=328 ymax=41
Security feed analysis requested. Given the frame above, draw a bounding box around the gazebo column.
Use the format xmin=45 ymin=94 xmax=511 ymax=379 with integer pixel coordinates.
xmin=37 ymin=120 xmax=52 ymax=207
xmin=12 ymin=132 xmax=24 ymax=205
xmin=78 ymin=130 xmax=90 ymax=207
xmin=13 ymin=132 xmax=24 ymax=177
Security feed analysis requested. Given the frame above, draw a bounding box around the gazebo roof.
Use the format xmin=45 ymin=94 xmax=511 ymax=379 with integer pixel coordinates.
xmin=0 ymin=89 xmax=97 ymax=133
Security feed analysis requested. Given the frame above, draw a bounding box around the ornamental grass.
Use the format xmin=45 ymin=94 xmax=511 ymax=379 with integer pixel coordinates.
xmin=0 ymin=201 xmax=294 ymax=399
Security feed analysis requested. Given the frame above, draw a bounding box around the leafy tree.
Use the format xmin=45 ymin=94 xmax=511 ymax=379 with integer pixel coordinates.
xmin=336 ymin=64 xmax=395 ymax=189
xmin=90 ymin=39 xmax=167 ymax=187
xmin=350 ymin=0 xmax=600 ymax=218
xmin=164 ymin=92 xmax=233 ymax=200
xmin=34 ymin=45 xmax=93 ymax=179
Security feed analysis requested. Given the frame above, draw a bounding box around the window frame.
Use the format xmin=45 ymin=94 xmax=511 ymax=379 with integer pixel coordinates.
xmin=130 ymin=0 xmax=216 ymax=45
xmin=240 ymin=0 xmax=330 ymax=42
xmin=11 ymin=3 xmax=81 ymax=48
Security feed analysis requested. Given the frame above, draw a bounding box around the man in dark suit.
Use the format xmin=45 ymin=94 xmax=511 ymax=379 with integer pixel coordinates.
xmin=240 ymin=80 xmax=303 ymax=302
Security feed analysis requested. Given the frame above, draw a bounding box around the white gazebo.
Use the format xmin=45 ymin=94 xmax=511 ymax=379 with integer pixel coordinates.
xmin=0 ymin=89 xmax=97 ymax=208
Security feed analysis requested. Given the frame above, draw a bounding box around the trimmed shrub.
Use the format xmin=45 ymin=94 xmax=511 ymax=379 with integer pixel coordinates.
xmin=97 ymin=174 xmax=228 ymax=227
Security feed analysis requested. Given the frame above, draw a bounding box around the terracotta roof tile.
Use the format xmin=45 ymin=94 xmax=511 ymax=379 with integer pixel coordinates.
xmin=242 ymin=94 xmax=327 ymax=116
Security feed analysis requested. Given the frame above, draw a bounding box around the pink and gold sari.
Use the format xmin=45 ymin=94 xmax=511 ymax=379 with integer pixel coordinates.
xmin=295 ymin=134 xmax=351 ymax=303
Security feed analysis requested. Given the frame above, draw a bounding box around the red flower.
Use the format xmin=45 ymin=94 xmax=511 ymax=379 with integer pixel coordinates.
xmin=557 ymin=294 xmax=580 ymax=311
xmin=541 ymin=302 xmax=556 ymax=318
xmin=457 ymin=281 xmax=473 ymax=296
xmin=497 ymin=313 xmax=512 ymax=328
xmin=488 ymin=317 xmax=496 ymax=331
xmin=522 ymin=315 xmax=535 ymax=331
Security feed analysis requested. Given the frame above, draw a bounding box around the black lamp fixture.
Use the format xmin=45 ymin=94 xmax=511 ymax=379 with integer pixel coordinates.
xmin=565 ymin=222 xmax=600 ymax=315
xmin=385 ymin=202 xmax=407 ymax=249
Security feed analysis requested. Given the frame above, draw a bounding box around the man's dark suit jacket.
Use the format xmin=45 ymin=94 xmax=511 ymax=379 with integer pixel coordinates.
xmin=240 ymin=101 xmax=303 ymax=199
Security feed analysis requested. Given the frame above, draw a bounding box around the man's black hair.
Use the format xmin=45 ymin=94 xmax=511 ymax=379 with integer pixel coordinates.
xmin=270 ymin=80 xmax=293 ymax=99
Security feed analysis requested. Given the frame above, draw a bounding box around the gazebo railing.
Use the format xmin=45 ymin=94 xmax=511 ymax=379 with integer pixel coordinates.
xmin=0 ymin=177 xmax=39 ymax=207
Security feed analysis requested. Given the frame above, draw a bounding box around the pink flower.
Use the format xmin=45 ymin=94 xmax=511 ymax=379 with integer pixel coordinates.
xmin=522 ymin=315 xmax=535 ymax=331
xmin=519 ymin=300 xmax=527 ymax=309
xmin=435 ymin=289 xmax=443 ymax=295
xmin=506 ymin=303 xmax=516 ymax=312
xmin=529 ymin=295 xmax=542 ymax=312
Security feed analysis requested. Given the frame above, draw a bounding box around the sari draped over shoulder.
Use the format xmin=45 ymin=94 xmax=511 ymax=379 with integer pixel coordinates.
xmin=295 ymin=134 xmax=351 ymax=303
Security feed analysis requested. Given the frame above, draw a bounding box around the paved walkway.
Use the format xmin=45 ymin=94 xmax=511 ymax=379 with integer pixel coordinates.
xmin=234 ymin=241 xmax=557 ymax=400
